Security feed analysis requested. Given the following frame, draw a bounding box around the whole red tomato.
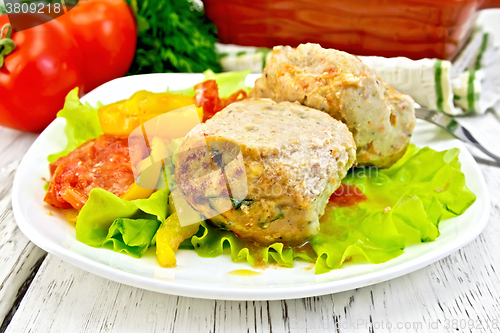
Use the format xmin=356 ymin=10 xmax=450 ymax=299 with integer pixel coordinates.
xmin=57 ymin=0 xmax=137 ymax=92
xmin=0 ymin=14 xmax=85 ymax=132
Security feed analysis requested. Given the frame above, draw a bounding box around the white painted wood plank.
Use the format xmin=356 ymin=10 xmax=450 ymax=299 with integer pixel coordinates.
xmin=0 ymin=127 xmax=38 ymax=168
xmin=0 ymin=127 xmax=47 ymax=327
xmin=5 ymin=236 xmax=500 ymax=333
xmin=5 ymin=162 xmax=500 ymax=333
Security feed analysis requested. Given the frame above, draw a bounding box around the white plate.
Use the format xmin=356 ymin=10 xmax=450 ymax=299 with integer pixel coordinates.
xmin=12 ymin=74 xmax=490 ymax=300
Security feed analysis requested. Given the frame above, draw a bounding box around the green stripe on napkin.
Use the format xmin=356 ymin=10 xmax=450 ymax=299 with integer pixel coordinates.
xmin=434 ymin=60 xmax=444 ymax=113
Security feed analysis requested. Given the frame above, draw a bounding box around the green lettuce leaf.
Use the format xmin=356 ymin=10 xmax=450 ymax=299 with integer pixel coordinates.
xmin=48 ymin=88 xmax=103 ymax=163
xmin=190 ymin=145 xmax=476 ymax=273
xmin=311 ymin=145 xmax=476 ymax=274
xmin=203 ymin=69 xmax=251 ymax=98
xmin=191 ymin=221 xmax=295 ymax=268
xmin=76 ymin=188 xmax=169 ymax=256
xmin=103 ymin=218 xmax=160 ymax=257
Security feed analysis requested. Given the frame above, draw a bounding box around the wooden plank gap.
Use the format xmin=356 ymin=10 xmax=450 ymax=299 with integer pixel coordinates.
xmin=0 ymin=254 xmax=46 ymax=333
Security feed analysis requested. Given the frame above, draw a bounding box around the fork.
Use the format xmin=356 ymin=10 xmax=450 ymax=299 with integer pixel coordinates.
xmin=415 ymin=106 xmax=500 ymax=163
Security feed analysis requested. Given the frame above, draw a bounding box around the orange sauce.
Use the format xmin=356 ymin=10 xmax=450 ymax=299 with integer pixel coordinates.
xmin=329 ymin=184 xmax=367 ymax=207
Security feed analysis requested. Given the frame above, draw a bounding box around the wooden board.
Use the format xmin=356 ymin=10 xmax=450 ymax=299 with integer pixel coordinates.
xmin=0 ymin=128 xmax=46 ymax=328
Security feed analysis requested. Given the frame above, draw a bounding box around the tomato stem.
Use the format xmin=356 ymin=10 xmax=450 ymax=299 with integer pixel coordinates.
xmin=0 ymin=24 xmax=15 ymax=69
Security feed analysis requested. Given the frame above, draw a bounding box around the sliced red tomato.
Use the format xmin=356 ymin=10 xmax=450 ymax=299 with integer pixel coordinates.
xmin=57 ymin=0 xmax=137 ymax=92
xmin=0 ymin=14 xmax=85 ymax=132
xmin=44 ymin=135 xmax=148 ymax=210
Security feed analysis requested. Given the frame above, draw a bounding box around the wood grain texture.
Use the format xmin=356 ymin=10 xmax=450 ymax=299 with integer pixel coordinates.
xmin=0 ymin=127 xmax=46 ymax=326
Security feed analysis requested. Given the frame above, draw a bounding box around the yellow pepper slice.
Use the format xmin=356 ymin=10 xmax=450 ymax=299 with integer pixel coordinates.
xmin=120 ymin=182 xmax=157 ymax=201
xmin=156 ymin=212 xmax=200 ymax=268
xmin=122 ymin=137 xmax=167 ymax=200
xmin=139 ymin=104 xmax=201 ymax=140
xmin=98 ymin=91 xmax=196 ymax=138
xmin=168 ymin=193 xmax=176 ymax=216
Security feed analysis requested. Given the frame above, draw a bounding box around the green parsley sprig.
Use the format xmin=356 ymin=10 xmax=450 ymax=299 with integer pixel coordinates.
xmin=126 ymin=0 xmax=221 ymax=74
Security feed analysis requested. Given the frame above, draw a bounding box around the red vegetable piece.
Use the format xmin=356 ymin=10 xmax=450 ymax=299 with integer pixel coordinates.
xmin=329 ymin=183 xmax=367 ymax=207
xmin=194 ymin=79 xmax=248 ymax=122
